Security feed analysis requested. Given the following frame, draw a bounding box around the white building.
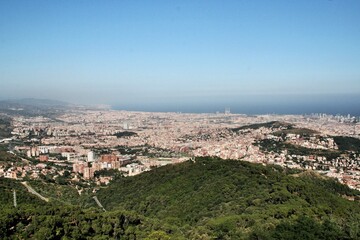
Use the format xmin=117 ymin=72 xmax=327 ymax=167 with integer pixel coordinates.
xmin=87 ymin=151 xmax=95 ymax=162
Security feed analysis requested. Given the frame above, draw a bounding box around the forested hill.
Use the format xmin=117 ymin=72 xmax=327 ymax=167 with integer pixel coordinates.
xmin=2 ymin=157 xmax=360 ymax=239
xmin=96 ymin=157 xmax=360 ymax=239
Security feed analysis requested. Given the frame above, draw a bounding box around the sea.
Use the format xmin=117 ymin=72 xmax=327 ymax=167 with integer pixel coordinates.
xmin=112 ymin=94 xmax=360 ymax=116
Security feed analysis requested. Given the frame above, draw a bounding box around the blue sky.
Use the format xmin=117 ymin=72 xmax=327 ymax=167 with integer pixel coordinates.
xmin=0 ymin=0 xmax=360 ymax=113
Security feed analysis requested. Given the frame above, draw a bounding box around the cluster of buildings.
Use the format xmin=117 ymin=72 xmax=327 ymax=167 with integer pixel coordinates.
xmin=0 ymin=160 xmax=64 ymax=181
xmin=73 ymin=154 xmax=133 ymax=179
xmin=1 ymin=109 xmax=360 ymax=189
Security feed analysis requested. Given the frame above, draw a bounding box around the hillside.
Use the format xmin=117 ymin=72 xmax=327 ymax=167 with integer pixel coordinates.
xmin=0 ymin=117 xmax=12 ymax=139
xmin=333 ymin=136 xmax=360 ymax=152
xmin=0 ymin=178 xmax=45 ymax=206
xmin=1 ymin=157 xmax=360 ymax=239
xmin=231 ymin=121 xmax=293 ymax=132
xmin=96 ymin=157 xmax=360 ymax=239
xmin=0 ymin=178 xmax=160 ymax=239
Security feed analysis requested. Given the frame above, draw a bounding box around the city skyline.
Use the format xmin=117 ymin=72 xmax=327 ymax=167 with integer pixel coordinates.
xmin=1 ymin=0 xmax=360 ymax=112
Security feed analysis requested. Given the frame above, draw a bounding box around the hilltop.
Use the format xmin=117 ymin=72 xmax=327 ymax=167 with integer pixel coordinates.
xmin=94 ymin=157 xmax=360 ymax=239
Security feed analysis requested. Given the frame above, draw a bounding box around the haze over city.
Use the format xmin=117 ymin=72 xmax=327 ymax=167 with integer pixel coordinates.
xmin=1 ymin=0 xmax=360 ymax=114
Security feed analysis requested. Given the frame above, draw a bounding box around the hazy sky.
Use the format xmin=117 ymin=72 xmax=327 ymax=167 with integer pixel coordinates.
xmin=1 ymin=0 xmax=360 ymax=112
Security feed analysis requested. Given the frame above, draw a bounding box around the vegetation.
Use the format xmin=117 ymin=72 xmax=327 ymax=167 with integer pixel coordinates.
xmin=2 ymin=157 xmax=360 ymax=239
xmin=94 ymin=169 xmax=123 ymax=178
xmin=115 ymin=144 xmax=185 ymax=158
xmin=0 ymin=205 xmax=161 ymax=239
xmin=273 ymin=128 xmax=319 ymax=137
xmin=27 ymin=180 xmax=82 ymax=205
xmin=255 ymin=139 xmax=341 ymax=160
xmin=232 ymin=121 xmax=293 ymax=132
xmin=333 ymin=136 xmax=360 ymax=152
xmin=0 ymin=178 xmax=44 ymax=206
xmin=113 ymin=131 xmax=138 ymax=138
xmin=94 ymin=157 xmax=360 ymax=239
xmin=0 ymin=150 xmax=22 ymax=163
xmin=0 ymin=117 xmax=12 ymax=139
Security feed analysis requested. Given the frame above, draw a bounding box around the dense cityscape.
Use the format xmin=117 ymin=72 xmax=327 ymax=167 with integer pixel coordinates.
xmin=1 ymin=105 xmax=360 ymax=191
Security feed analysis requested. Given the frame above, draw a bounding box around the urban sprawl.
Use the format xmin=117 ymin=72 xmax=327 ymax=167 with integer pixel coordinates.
xmin=1 ymin=108 xmax=360 ymax=191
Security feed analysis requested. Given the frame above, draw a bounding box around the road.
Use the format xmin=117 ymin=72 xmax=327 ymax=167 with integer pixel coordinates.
xmin=21 ymin=181 xmax=49 ymax=202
